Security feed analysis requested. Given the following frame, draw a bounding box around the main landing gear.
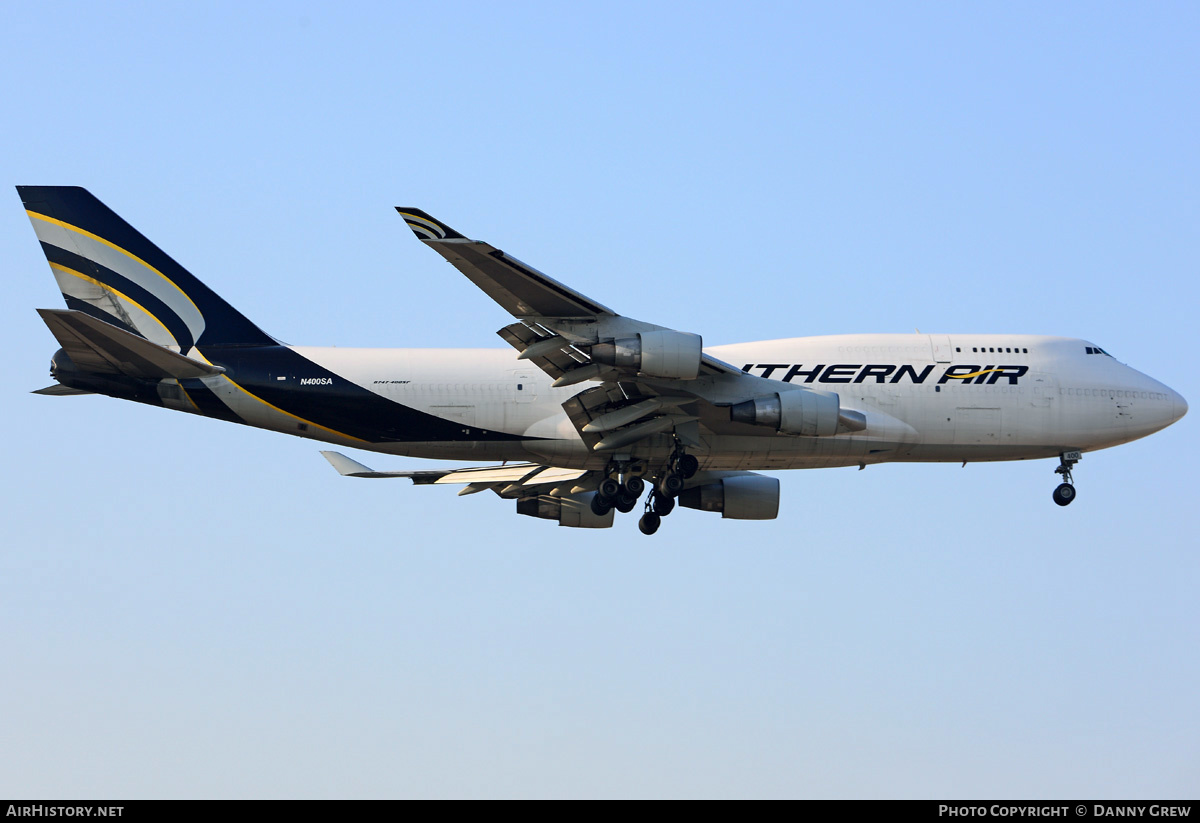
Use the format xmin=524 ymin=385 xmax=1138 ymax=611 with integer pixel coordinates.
xmin=590 ymin=469 xmax=644 ymax=517
xmin=594 ymin=447 xmax=700 ymax=535
xmin=637 ymin=488 xmax=678 ymax=535
xmin=1052 ymin=451 xmax=1081 ymax=507
xmin=637 ymin=447 xmax=699 ymax=536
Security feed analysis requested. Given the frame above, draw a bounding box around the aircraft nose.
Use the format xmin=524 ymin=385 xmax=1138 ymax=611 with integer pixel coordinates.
xmin=1171 ymin=387 xmax=1188 ymax=424
xmin=1130 ymin=371 xmax=1187 ymax=434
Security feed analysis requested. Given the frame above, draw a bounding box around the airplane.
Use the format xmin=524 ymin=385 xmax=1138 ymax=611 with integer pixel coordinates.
xmin=19 ymin=186 xmax=1188 ymax=535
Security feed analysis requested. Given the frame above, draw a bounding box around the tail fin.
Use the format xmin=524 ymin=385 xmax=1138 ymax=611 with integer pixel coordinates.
xmin=18 ymin=186 xmax=276 ymax=351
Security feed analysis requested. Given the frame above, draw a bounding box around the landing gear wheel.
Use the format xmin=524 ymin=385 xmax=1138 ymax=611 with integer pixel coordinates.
xmin=599 ymin=477 xmax=621 ymax=499
xmin=651 ymin=490 xmax=675 ymax=516
xmin=590 ymin=494 xmax=613 ymax=517
xmin=638 ymin=512 xmax=661 ymax=535
xmin=623 ymin=476 xmax=645 ymax=497
xmin=615 ymin=493 xmax=638 ymax=514
xmin=677 ymin=454 xmax=699 ymax=479
xmin=1053 ymin=483 xmax=1076 ymax=507
xmin=660 ymin=473 xmax=684 ymax=496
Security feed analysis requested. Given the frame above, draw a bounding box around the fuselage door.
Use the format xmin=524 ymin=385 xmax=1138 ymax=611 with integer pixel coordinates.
xmin=1029 ymin=372 xmax=1058 ymax=409
xmin=930 ymin=335 xmax=954 ymax=363
xmin=510 ymin=370 xmax=537 ymax=404
xmin=954 ymin=407 xmax=1002 ymax=445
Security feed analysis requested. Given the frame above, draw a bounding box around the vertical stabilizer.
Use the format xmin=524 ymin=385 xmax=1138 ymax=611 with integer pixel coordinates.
xmin=18 ymin=186 xmax=276 ymax=351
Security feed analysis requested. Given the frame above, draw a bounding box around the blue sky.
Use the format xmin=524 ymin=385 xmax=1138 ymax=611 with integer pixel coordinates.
xmin=2 ymin=1 xmax=1196 ymax=798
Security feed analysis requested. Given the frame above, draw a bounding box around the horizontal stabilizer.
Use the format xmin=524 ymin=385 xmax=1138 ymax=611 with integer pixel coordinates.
xmin=37 ymin=309 xmax=224 ymax=380
xmin=32 ymin=384 xmax=94 ymax=396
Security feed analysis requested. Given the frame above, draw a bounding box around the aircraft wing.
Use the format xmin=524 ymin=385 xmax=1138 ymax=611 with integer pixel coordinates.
xmin=398 ymin=208 xmax=864 ymax=453
xmin=320 ymin=451 xmax=588 ymax=497
xmin=319 ymin=451 xmax=781 ymax=529
xmin=396 ymin=208 xmax=617 ymax=319
xmin=396 ymin=207 xmax=741 ymax=384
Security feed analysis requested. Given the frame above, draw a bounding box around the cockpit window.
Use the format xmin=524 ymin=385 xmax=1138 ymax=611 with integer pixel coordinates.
xmin=1086 ymin=346 xmax=1113 ymax=357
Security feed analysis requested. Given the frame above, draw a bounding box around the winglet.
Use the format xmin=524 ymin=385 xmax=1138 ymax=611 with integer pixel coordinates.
xmin=395 ymin=208 xmax=466 ymax=241
xmin=321 ymin=450 xmax=372 ymax=475
xmin=322 ymin=450 xmax=385 ymax=477
xmin=320 ymin=450 xmax=421 ymax=479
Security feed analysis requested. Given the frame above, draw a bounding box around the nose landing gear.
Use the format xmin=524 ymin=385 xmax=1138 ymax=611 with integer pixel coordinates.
xmin=1053 ymin=451 xmax=1081 ymax=507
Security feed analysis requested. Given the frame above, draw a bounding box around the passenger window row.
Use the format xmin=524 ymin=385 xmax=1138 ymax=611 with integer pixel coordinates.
xmin=955 ymin=346 xmax=1029 ymax=354
xmin=1062 ymin=388 xmax=1164 ymax=400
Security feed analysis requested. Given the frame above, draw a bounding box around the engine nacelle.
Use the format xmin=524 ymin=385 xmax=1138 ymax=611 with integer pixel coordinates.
xmin=516 ymin=492 xmax=614 ymax=528
xmin=730 ymin=388 xmax=841 ymax=437
xmin=590 ymin=330 xmax=703 ymax=379
xmin=678 ymin=474 xmax=780 ymax=520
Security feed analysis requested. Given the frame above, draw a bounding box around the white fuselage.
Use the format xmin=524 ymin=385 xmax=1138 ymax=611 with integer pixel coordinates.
xmin=282 ymin=333 xmax=1186 ymax=472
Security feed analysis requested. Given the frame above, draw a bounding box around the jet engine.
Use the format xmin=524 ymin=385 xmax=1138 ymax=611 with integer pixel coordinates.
xmin=730 ymin=387 xmax=842 ymax=437
xmin=590 ymin=330 xmax=703 ymax=380
xmin=678 ymin=474 xmax=780 ymax=520
xmin=516 ymin=492 xmax=614 ymax=528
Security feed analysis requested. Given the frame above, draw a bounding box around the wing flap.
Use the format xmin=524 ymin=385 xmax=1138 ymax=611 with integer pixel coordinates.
xmin=497 ymin=321 xmax=596 ymax=381
xmin=520 ymin=466 xmax=590 ymax=485
xmin=430 ymin=463 xmax=548 ymax=485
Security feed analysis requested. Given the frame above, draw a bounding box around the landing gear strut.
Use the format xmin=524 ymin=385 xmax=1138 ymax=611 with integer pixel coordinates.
xmin=1053 ymin=451 xmax=1081 ymax=507
xmin=651 ymin=490 xmax=675 ymax=516
xmin=654 ymin=446 xmax=696 ymax=500
xmin=673 ymin=451 xmax=699 ymax=480
xmin=636 ymin=447 xmax=698 ymax=536
xmin=638 ymin=487 xmax=679 ymax=535
xmin=597 ymin=447 xmax=700 ymax=533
